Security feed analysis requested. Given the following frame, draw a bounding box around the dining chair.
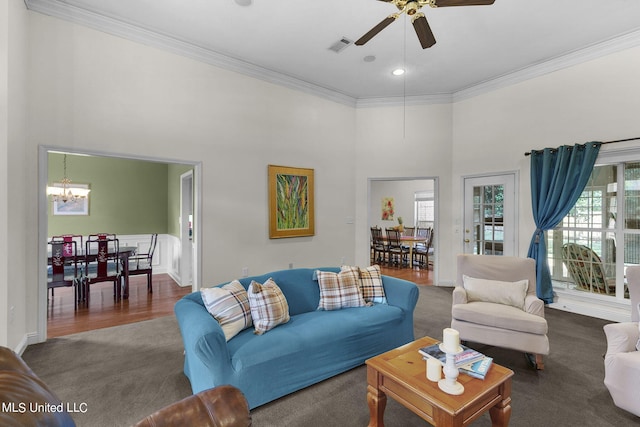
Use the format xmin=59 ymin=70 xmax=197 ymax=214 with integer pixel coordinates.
xmin=127 ymin=233 xmax=158 ymax=293
xmin=370 ymin=227 xmax=386 ymax=265
xmin=47 ymin=239 xmax=82 ymax=307
xmin=385 ymin=228 xmax=409 ymax=267
xmin=414 ymin=227 xmax=434 ymax=269
xmin=84 ymin=236 xmax=122 ymax=302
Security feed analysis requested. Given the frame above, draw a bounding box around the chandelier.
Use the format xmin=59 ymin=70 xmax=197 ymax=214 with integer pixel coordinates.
xmin=46 ymin=154 xmax=90 ymax=203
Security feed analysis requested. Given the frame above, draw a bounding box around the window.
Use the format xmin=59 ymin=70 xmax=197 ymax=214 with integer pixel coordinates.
xmin=415 ymin=191 xmax=434 ymax=229
xmin=548 ymin=160 xmax=640 ymax=299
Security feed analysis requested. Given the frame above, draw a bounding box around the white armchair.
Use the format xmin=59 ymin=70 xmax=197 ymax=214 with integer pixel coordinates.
xmin=451 ymin=254 xmax=549 ymax=369
xmin=603 ymin=265 xmax=640 ymax=417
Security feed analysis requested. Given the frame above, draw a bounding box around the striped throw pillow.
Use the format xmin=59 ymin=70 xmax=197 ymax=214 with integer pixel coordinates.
xmin=248 ymin=278 xmax=290 ymax=335
xmin=316 ymin=267 xmax=367 ymax=311
xmin=201 ymin=280 xmax=253 ymax=341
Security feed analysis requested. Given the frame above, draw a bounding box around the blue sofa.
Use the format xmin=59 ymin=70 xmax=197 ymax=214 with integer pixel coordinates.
xmin=174 ymin=267 xmax=419 ymax=409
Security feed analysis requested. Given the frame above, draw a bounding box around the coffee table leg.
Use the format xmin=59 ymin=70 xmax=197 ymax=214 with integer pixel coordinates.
xmin=489 ymin=379 xmax=512 ymax=427
xmin=367 ymin=384 xmax=386 ymax=427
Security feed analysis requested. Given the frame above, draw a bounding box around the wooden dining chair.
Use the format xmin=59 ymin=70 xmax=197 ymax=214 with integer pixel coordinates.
xmin=84 ymin=236 xmax=122 ymax=302
xmin=385 ymin=228 xmax=409 ymax=267
xmin=370 ymin=227 xmax=386 ymax=265
xmin=127 ymin=233 xmax=158 ymax=293
xmin=414 ymin=227 xmax=434 ymax=268
xmin=47 ymin=239 xmax=82 ymax=307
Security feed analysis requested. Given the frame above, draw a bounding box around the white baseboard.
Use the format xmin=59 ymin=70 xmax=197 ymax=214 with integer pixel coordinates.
xmin=549 ymin=291 xmax=631 ymax=323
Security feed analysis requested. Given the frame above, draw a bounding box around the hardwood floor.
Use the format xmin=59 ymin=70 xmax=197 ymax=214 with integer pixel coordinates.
xmin=47 ymin=274 xmax=191 ymax=338
xmin=47 ymin=267 xmax=431 ymax=338
xmin=379 ymin=264 xmax=434 ymax=286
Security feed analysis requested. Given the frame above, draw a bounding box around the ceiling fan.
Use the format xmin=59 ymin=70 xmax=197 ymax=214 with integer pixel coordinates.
xmin=355 ymin=0 xmax=496 ymax=49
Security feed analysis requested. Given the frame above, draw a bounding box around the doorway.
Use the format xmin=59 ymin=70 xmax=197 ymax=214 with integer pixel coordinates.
xmin=180 ymin=170 xmax=194 ymax=286
xmin=368 ymin=177 xmax=439 ymax=283
xmin=38 ymin=146 xmax=202 ymax=342
xmin=462 ymin=173 xmax=518 ymax=256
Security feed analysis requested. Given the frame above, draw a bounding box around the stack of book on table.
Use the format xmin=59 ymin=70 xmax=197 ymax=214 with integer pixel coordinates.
xmin=419 ymin=343 xmax=493 ymax=380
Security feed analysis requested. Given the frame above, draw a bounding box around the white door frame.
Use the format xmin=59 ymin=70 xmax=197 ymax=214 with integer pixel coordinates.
xmin=37 ymin=145 xmax=202 ymax=344
xmin=179 ymin=170 xmax=194 ymax=288
xmin=367 ymin=176 xmax=439 ymax=285
xmin=462 ymin=172 xmax=519 ymax=257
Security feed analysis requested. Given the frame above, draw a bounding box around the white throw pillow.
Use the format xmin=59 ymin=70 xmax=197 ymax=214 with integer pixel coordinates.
xmin=462 ymin=275 xmax=528 ymax=310
xmin=201 ymin=280 xmax=253 ymax=341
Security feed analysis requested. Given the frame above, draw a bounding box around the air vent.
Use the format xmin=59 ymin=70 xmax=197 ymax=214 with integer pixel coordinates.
xmin=328 ymin=37 xmax=353 ymax=53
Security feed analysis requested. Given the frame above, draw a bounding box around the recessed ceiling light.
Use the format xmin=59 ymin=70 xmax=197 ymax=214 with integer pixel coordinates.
xmin=392 ymin=68 xmax=405 ymax=76
xmin=235 ymin=0 xmax=252 ymax=6
xmin=363 ymin=55 xmax=376 ymax=63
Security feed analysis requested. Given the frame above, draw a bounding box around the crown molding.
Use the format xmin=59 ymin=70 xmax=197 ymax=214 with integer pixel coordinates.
xmin=25 ymin=0 xmax=640 ymax=109
xmin=452 ymin=29 xmax=640 ymax=103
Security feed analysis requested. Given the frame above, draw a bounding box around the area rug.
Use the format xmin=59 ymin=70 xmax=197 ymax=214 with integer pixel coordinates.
xmin=21 ymin=286 xmax=640 ymax=426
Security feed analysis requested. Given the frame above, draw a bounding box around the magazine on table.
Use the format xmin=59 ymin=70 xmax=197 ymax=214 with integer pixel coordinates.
xmin=418 ymin=342 xmax=484 ymax=368
xmin=459 ymin=356 xmax=493 ymax=380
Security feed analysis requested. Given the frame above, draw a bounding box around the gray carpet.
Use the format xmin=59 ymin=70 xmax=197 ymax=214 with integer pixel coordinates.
xmin=22 ymin=286 xmax=640 ymax=426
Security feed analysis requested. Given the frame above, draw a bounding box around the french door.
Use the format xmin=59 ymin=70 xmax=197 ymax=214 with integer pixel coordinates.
xmin=463 ymin=173 xmax=517 ymax=256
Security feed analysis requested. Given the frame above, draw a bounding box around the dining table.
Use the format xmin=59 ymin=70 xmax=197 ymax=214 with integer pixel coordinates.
xmin=47 ymin=244 xmax=137 ymax=299
xmin=379 ymin=235 xmax=427 ymax=267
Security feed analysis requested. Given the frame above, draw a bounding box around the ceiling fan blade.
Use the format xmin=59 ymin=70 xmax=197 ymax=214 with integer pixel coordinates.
xmin=431 ymin=0 xmax=495 ymax=6
xmin=412 ymin=14 xmax=436 ymax=49
xmin=355 ymin=15 xmax=399 ymax=46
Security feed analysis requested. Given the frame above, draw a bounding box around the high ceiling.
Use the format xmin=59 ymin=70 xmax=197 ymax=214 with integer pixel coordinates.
xmin=26 ymin=0 xmax=640 ymax=104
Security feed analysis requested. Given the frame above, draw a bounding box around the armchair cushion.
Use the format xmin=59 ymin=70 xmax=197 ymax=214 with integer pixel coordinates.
xmin=452 ymin=301 xmax=548 ymax=335
xmin=462 ymin=275 xmax=528 ymax=309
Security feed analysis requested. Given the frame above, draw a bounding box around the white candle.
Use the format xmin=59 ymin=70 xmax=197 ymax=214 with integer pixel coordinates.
xmin=443 ymin=328 xmax=460 ymax=353
xmin=426 ymin=358 xmax=441 ymax=382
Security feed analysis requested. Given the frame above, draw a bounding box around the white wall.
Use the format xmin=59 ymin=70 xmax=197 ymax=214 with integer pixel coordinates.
xmin=20 ymin=12 xmax=356 ymax=347
xmin=5 ymin=6 xmax=640 ymax=349
xmin=451 ymin=45 xmax=640 ymax=259
xmin=2 ymin=0 xmax=30 ymax=352
xmin=369 ymin=179 xmax=435 ymax=229
xmin=354 ymin=103 xmax=454 ymax=282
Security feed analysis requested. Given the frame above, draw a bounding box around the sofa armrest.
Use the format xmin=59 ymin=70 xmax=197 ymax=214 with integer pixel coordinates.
xmin=452 ymin=286 xmax=467 ymax=305
xmin=175 ymin=295 xmax=232 ymax=381
xmin=133 ymin=385 xmax=251 ymax=427
xmin=524 ymin=294 xmax=545 ymax=317
xmin=604 ymin=322 xmax=639 ymax=356
xmin=382 ymin=275 xmax=419 ymax=313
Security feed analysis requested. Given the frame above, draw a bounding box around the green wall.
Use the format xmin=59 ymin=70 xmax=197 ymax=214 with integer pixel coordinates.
xmin=48 ymin=153 xmax=171 ymax=236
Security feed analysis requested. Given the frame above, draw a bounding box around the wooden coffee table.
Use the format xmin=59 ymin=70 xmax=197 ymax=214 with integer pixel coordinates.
xmin=366 ymin=336 xmax=513 ymax=427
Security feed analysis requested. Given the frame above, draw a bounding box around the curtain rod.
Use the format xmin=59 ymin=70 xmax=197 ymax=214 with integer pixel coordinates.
xmin=524 ymin=137 xmax=640 ymax=156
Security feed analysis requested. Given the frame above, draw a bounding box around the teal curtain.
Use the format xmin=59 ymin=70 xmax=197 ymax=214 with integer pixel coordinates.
xmin=527 ymin=142 xmax=602 ymax=303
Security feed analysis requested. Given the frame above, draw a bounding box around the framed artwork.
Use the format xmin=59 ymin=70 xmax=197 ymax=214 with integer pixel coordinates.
xmin=51 ymin=183 xmax=90 ymax=216
xmin=268 ymin=165 xmax=315 ymax=238
xmin=53 ymin=197 xmax=89 ymax=216
xmin=382 ymin=197 xmax=394 ymax=221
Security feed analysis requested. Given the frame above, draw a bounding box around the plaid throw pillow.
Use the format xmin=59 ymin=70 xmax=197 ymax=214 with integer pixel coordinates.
xmin=248 ymin=278 xmax=290 ymax=335
xmin=316 ymin=267 xmax=367 ymax=311
xmin=344 ymin=264 xmax=387 ymax=304
xmin=201 ymin=280 xmax=253 ymax=341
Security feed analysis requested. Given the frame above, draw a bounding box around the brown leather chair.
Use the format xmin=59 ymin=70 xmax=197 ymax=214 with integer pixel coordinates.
xmin=134 ymin=385 xmax=252 ymax=427
xmin=0 ymin=346 xmax=251 ymax=427
xmin=0 ymin=346 xmax=77 ymax=426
